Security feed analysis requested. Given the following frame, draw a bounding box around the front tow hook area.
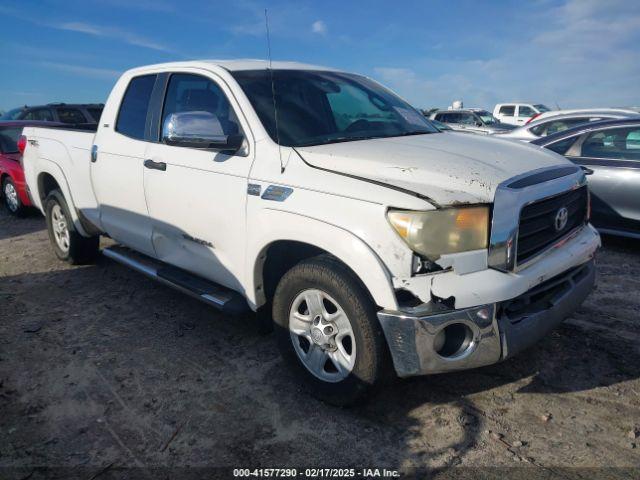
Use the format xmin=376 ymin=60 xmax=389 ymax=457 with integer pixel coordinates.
xmin=377 ymin=304 xmax=502 ymax=377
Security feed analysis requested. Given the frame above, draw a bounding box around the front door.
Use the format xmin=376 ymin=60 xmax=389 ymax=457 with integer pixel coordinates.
xmin=91 ymin=74 xmax=158 ymax=256
xmin=143 ymin=71 xmax=253 ymax=291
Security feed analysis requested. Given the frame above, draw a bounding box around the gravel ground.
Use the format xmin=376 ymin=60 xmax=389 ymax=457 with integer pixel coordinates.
xmin=1 ymin=208 xmax=639 ymax=479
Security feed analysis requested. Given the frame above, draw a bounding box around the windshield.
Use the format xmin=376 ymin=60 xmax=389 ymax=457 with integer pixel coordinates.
xmin=0 ymin=127 xmax=22 ymax=153
xmin=231 ymin=70 xmax=438 ymax=147
xmin=534 ymin=104 xmax=551 ymax=113
xmin=475 ymin=110 xmax=499 ymax=124
xmin=0 ymin=108 xmax=24 ymax=120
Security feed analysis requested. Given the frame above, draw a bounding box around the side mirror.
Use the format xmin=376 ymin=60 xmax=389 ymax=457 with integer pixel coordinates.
xmin=162 ymin=111 xmax=244 ymax=152
xmin=476 ymin=121 xmax=483 ymax=127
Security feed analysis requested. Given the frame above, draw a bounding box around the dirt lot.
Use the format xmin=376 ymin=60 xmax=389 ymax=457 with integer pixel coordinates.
xmin=1 ymin=208 xmax=639 ymax=479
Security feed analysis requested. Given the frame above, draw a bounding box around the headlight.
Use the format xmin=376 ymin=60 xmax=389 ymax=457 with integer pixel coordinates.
xmin=387 ymin=206 xmax=489 ymax=261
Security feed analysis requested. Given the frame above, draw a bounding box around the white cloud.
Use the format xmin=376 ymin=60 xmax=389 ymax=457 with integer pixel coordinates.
xmin=56 ymin=22 xmax=171 ymax=53
xmin=373 ymin=0 xmax=640 ymax=109
xmin=311 ymin=20 xmax=327 ymax=35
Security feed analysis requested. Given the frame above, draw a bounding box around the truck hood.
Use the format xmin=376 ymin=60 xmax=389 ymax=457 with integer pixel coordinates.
xmin=295 ymin=132 xmax=570 ymax=206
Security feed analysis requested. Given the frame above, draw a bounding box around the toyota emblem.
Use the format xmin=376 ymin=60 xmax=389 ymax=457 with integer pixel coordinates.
xmin=554 ymin=207 xmax=569 ymax=231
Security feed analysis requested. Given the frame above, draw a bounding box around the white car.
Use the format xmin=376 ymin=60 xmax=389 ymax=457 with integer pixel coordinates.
xmin=497 ymin=110 xmax=639 ymax=142
xmin=20 ymin=60 xmax=600 ymax=405
xmin=493 ymin=103 xmax=553 ymax=126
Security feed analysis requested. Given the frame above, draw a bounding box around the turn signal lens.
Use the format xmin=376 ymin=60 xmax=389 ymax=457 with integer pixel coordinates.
xmin=388 ymin=206 xmax=489 ymax=261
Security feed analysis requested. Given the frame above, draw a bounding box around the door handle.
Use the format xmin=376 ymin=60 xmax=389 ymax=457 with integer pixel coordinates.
xmin=144 ymin=159 xmax=166 ymax=171
xmin=580 ymin=166 xmax=594 ymax=175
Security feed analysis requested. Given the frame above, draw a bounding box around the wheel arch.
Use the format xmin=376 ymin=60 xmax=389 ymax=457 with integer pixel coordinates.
xmin=35 ymin=163 xmax=90 ymax=237
xmin=248 ymin=211 xmax=398 ymax=312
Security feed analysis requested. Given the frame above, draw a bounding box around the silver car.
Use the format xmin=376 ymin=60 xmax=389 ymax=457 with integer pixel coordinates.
xmin=532 ymin=117 xmax=640 ymax=238
xmin=430 ymin=109 xmax=515 ymax=135
xmin=499 ymin=109 xmax=638 ymax=142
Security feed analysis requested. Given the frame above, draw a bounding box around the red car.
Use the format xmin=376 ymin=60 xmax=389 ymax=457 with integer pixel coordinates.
xmin=0 ymin=121 xmax=63 ymax=216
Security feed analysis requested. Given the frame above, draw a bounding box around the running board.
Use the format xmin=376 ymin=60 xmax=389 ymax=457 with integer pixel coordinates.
xmin=102 ymin=245 xmax=248 ymax=315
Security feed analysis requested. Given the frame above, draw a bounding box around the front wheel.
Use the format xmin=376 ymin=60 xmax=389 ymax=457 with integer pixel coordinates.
xmin=273 ymin=256 xmax=388 ymax=406
xmin=44 ymin=190 xmax=99 ymax=264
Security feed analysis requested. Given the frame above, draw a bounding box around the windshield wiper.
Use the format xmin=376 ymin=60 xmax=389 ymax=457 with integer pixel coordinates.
xmin=297 ymin=135 xmax=377 ymax=147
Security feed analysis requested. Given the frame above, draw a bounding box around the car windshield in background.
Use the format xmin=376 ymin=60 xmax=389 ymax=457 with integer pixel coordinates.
xmin=231 ymin=70 xmax=438 ymax=147
xmin=534 ymin=104 xmax=551 ymax=112
xmin=0 ymin=127 xmax=22 ymax=153
xmin=0 ymin=108 xmax=24 ymax=120
xmin=475 ymin=111 xmax=498 ymax=124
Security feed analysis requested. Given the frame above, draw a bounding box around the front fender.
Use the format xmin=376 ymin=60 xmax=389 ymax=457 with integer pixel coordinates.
xmin=246 ymin=209 xmax=398 ymax=311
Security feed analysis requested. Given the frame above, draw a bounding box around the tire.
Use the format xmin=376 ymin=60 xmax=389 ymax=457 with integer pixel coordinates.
xmin=44 ymin=190 xmax=99 ymax=265
xmin=2 ymin=176 xmax=27 ymax=217
xmin=273 ymin=255 xmax=388 ymax=406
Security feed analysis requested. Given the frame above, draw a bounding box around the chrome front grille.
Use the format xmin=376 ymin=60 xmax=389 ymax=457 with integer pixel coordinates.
xmin=516 ymin=186 xmax=588 ymax=264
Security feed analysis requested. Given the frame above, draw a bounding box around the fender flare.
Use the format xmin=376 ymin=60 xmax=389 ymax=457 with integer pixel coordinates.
xmin=247 ymin=209 xmax=398 ymax=311
xmin=35 ymin=160 xmax=91 ymax=237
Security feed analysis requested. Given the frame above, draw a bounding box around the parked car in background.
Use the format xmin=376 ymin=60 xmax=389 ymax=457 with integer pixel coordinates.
xmin=532 ymin=118 xmax=640 ymax=238
xmin=427 ymin=118 xmax=453 ymax=131
xmin=493 ymin=103 xmax=552 ymax=126
xmin=497 ymin=110 xmax=638 ymax=142
xmin=21 ymin=60 xmax=599 ymax=405
xmin=0 ymin=103 xmax=103 ymax=124
xmin=430 ymin=109 xmax=515 ymax=135
xmin=525 ymin=108 xmax=637 ymax=125
xmin=0 ymin=120 xmax=63 ymax=215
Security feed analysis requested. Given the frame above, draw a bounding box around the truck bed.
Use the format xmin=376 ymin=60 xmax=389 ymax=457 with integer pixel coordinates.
xmin=21 ymin=124 xmax=98 ymax=230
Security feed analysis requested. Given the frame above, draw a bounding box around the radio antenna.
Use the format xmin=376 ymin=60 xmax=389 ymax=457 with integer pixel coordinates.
xmin=265 ymin=9 xmax=284 ymax=173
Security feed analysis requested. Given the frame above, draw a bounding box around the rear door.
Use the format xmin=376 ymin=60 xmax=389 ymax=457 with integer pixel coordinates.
xmin=90 ymin=74 xmax=158 ymax=256
xmin=142 ymin=71 xmax=253 ymax=291
xmin=569 ymin=125 xmax=640 ymax=233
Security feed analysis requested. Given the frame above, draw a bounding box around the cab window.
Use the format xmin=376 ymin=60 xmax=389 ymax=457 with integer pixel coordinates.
xmin=499 ymin=105 xmax=515 ymax=116
xmin=116 ymin=74 xmax=157 ymax=140
xmin=518 ymin=106 xmax=535 ymax=117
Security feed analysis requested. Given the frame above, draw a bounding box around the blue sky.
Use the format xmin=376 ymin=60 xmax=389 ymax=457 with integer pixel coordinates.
xmin=1 ymin=0 xmax=638 ymax=112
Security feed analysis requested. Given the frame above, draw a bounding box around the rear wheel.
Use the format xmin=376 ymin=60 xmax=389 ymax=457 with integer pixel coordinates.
xmin=273 ymin=255 xmax=388 ymax=406
xmin=44 ymin=190 xmax=99 ymax=264
xmin=2 ymin=176 xmax=26 ymax=216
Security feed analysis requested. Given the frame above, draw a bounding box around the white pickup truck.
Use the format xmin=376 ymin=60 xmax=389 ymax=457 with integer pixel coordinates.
xmin=21 ymin=60 xmax=600 ymax=405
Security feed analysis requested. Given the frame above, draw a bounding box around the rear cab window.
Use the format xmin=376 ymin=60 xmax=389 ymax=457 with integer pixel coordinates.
xmin=116 ymin=74 xmax=158 ymax=140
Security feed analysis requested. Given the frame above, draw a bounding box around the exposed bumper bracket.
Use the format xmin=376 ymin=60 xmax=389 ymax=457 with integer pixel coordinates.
xmin=378 ymin=259 xmax=596 ymax=378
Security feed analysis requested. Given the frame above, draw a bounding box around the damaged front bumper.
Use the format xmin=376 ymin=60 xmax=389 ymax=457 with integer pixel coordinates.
xmin=378 ymin=259 xmax=596 ymax=377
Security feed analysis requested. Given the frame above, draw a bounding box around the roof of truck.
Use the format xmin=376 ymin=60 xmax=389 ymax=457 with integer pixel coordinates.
xmin=129 ymin=59 xmax=336 ymax=74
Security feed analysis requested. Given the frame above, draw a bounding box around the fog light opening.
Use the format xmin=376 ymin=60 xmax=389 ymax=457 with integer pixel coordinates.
xmin=434 ymin=323 xmax=474 ymax=358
